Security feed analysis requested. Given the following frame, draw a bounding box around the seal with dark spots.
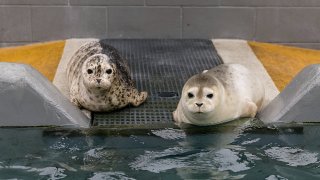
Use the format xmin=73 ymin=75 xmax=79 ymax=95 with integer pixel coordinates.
xmin=67 ymin=41 xmax=148 ymax=112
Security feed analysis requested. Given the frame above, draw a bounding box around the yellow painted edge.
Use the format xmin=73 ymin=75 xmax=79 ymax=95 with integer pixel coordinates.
xmin=248 ymin=41 xmax=320 ymax=91
xmin=2 ymin=39 xmax=320 ymax=90
xmin=0 ymin=40 xmax=66 ymax=81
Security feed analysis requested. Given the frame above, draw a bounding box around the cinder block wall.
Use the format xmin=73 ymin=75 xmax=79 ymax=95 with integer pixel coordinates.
xmin=1 ymin=0 xmax=320 ymax=49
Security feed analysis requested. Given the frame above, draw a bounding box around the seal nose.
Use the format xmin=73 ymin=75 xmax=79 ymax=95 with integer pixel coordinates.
xmin=96 ymin=79 xmax=101 ymax=84
xmin=195 ymin=103 xmax=203 ymax=107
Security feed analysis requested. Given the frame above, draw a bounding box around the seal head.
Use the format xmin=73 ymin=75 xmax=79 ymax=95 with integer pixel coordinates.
xmin=82 ymin=54 xmax=115 ymax=91
xmin=177 ymin=73 xmax=225 ymax=125
xmin=182 ymin=74 xmax=221 ymax=114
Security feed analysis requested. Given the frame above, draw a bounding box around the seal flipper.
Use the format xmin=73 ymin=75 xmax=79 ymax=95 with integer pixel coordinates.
xmin=69 ymin=80 xmax=82 ymax=108
xmin=70 ymin=96 xmax=81 ymax=107
xmin=129 ymin=89 xmax=148 ymax=107
xmin=172 ymin=110 xmax=178 ymax=122
xmin=242 ymin=101 xmax=258 ymax=118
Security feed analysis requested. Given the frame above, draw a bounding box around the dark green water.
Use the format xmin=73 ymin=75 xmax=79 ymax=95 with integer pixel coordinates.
xmin=0 ymin=119 xmax=320 ymax=180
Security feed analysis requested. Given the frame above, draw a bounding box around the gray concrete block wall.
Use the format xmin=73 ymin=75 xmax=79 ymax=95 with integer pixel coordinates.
xmin=1 ymin=0 xmax=320 ymax=49
xmin=31 ymin=7 xmax=107 ymax=41
xmin=183 ymin=8 xmax=255 ymax=39
xmin=108 ymin=7 xmax=181 ymax=38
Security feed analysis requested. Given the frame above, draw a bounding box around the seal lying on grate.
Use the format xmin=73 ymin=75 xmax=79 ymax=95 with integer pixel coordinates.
xmin=67 ymin=41 xmax=148 ymax=112
xmin=173 ymin=63 xmax=264 ymax=126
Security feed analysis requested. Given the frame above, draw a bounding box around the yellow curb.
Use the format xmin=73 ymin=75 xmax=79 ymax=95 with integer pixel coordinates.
xmin=249 ymin=41 xmax=320 ymax=91
xmin=0 ymin=41 xmax=66 ymax=81
xmin=2 ymin=39 xmax=319 ymax=93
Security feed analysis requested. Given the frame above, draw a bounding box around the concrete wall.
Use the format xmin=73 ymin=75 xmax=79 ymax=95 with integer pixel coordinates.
xmin=1 ymin=0 xmax=320 ymax=49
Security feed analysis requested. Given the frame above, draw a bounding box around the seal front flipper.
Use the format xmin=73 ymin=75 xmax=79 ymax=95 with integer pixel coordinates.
xmin=129 ymin=89 xmax=148 ymax=107
xmin=70 ymin=96 xmax=81 ymax=107
xmin=69 ymin=81 xmax=81 ymax=107
xmin=242 ymin=101 xmax=258 ymax=118
xmin=173 ymin=110 xmax=178 ymax=122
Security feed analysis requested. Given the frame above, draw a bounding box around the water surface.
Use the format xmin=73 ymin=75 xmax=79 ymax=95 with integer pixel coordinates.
xmin=0 ymin=119 xmax=320 ymax=179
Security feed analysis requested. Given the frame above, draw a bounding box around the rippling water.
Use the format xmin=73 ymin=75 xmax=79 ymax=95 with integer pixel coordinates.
xmin=1 ymin=119 xmax=320 ymax=179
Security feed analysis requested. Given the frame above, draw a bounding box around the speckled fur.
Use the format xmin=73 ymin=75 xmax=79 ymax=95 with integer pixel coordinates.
xmin=67 ymin=41 xmax=147 ymax=112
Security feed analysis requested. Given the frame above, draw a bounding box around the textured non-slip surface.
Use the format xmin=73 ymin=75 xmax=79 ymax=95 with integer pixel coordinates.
xmin=93 ymin=39 xmax=223 ymax=128
xmin=249 ymin=41 xmax=320 ymax=91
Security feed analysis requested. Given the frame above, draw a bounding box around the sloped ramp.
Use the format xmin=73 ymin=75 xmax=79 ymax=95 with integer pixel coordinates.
xmin=259 ymin=64 xmax=320 ymax=124
xmin=0 ymin=63 xmax=90 ymax=128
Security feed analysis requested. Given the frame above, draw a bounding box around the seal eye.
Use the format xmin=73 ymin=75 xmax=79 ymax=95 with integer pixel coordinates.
xmin=87 ymin=69 xmax=93 ymax=74
xmin=207 ymin=94 xmax=214 ymax=99
xmin=106 ymin=69 xmax=112 ymax=74
xmin=188 ymin=93 xmax=194 ymax=98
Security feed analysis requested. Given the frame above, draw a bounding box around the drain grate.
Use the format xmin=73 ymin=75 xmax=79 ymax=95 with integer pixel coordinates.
xmin=92 ymin=39 xmax=223 ymax=128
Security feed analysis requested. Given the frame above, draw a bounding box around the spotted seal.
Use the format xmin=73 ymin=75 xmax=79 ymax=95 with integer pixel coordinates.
xmin=67 ymin=41 xmax=147 ymax=112
xmin=173 ymin=63 xmax=265 ymax=126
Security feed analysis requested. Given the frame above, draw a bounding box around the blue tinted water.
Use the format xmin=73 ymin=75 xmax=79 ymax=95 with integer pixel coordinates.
xmin=0 ymin=119 xmax=320 ymax=179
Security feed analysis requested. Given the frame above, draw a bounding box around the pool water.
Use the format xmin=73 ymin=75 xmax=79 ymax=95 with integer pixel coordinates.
xmin=1 ymin=119 xmax=320 ymax=179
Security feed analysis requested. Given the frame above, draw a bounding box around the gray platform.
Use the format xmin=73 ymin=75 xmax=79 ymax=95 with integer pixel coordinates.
xmin=0 ymin=63 xmax=90 ymax=128
xmin=93 ymin=39 xmax=223 ymax=128
xmin=259 ymin=64 xmax=320 ymax=124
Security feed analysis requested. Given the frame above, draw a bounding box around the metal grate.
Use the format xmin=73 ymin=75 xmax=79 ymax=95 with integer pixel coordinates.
xmin=93 ymin=39 xmax=223 ymax=128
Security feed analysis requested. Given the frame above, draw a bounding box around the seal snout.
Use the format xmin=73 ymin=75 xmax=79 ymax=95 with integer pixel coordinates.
xmin=195 ymin=103 xmax=204 ymax=113
xmin=96 ymin=79 xmax=101 ymax=84
xmin=195 ymin=103 xmax=203 ymax=107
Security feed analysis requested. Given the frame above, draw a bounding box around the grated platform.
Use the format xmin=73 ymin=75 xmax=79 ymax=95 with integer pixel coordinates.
xmin=92 ymin=39 xmax=223 ymax=128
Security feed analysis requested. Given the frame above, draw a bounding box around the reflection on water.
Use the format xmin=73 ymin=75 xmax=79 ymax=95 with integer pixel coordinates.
xmin=0 ymin=119 xmax=320 ymax=179
xmin=0 ymin=164 xmax=67 ymax=179
xmin=265 ymin=147 xmax=318 ymax=166
xmin=151 ymin=128 xmax=186 ymax=140
xmin=265 ymin=174 xmax=288 ymax=180
xmin=89 ymin=172 xmax=136 ymax=180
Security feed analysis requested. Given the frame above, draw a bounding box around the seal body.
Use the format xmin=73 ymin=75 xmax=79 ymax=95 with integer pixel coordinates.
xmin=67 ymin=41 xmax=147 ymax=112
xmin=173 ymin=64 xmax=264 ymax=126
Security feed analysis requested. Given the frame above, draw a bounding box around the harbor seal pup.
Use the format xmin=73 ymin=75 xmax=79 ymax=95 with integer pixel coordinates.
xmin=67 ymin=41 xmax=148 ymax=112
xmin=173 ymin=64 xmax=264 ymax=126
